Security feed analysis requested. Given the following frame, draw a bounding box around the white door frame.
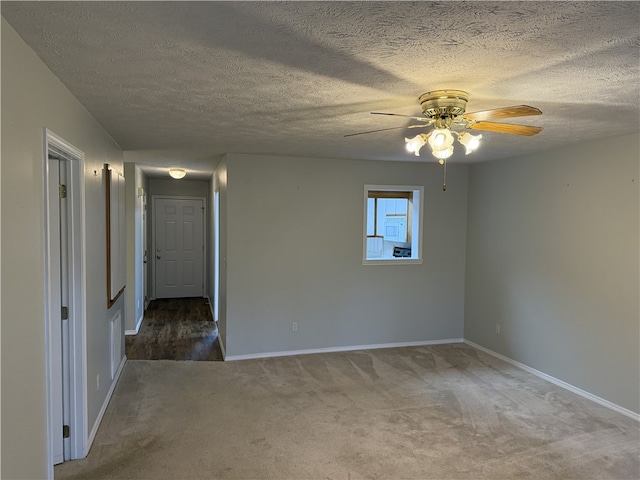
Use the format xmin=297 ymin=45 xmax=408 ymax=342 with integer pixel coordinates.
xmin=43 ymin=129 xmax=88 ymax=476
xmin=142 ymin=188 xmax=149 ymax=309
xmin=151 ymin=195 xmax=206 ymax=299
xmin=214 ymin=190 xmax=220 ymax=322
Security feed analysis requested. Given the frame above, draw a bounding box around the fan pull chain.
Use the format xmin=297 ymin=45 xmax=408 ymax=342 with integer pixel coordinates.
xmin=442 ymin=159 xmax=447 ymax=191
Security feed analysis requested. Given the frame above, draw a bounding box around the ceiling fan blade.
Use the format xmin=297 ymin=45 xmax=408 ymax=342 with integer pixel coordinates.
xmin=371 ymin=112 xmax=432 ymax=122
xmin=463 ymin=105 xmax=542 ymax=122
xmin=344 ymin=123 xmax=431 ymax=137
xmin=468 ymin=121 xmax=543 ymax=136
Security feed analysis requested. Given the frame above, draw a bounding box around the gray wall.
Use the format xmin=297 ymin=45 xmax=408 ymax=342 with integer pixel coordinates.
xmin=148 ymin=177 xmax=210 ymax=198
xmin=464 ymin=134 xmax=639 ymax=413
xmin=224 ymin=154 xmax=469 ymax=357
xmin=1 ymin=18 xmax=125 ymax=478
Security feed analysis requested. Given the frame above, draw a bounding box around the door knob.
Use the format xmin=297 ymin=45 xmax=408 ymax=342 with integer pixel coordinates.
xmin=156 ymin=255 xmax=161 ymax=260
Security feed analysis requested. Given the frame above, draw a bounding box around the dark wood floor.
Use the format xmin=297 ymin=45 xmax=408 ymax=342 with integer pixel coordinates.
xmin=125 ymin=297 xmax=223 ymax=361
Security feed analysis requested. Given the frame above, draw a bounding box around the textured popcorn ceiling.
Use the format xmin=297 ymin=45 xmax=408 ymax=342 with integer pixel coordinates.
xmin=3 ymin=1 xmax=639 ymax=178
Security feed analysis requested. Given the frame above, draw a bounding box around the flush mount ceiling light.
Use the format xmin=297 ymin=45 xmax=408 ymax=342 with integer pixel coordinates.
xmin=169 ymin=168 xmax=186 ymax=179
xmin=346 ymin=90 xmax=543 ymax=190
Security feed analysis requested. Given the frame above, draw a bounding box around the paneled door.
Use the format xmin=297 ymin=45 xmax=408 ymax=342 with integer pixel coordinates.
xmin=154 ymin=197 xmax=204 ymax=298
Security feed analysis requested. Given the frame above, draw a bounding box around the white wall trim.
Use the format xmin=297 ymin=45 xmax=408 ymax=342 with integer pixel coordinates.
xmin=125 ymin=313 xmax=144 ymax=336
xmin=224 ymin=338 xmax=464 ymax=362
xmin=464 ymin=340 xmax=640 ymax=422
xmin=85 ymin=355 xmax=127 ymax=456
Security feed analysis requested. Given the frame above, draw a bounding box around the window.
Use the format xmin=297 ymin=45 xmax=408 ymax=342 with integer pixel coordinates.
xmin=363 ymin=185 xmax=424 ymax=264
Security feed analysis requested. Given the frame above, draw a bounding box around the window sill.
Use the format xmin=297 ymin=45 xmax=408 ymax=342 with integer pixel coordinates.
xmin=363 ymin=258 xmax=423 ymax=266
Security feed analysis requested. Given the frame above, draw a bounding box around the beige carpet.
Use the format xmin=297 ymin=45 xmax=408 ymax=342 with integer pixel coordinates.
xmin=55 ymin=344 xmax=639 ymax=479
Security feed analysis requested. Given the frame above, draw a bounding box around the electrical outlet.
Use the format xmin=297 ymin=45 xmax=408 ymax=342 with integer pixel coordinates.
xmin=291 ymin=322 xmax=298 ymax=332
xmin=495 ymin=324 xmax=501 ymax=335
xmin=96 ymin=374 xmax=100 ymax=390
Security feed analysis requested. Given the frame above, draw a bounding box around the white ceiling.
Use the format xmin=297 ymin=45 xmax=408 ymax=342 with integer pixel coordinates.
xmin=3 ymin=1 xmax=639 ymax=179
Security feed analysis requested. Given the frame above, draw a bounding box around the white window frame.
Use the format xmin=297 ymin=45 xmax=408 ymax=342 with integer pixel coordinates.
xmin=362 ymin=184 xmax=424 ymax=265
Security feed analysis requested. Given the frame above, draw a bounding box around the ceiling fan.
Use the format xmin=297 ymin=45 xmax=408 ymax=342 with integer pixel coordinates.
xmin=345 ymin=90 xmax=542 ymax=190
xmin=345 ymin=90 xmax=543 ymax=190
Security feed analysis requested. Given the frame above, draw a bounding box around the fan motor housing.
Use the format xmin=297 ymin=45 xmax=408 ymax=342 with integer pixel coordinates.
xmin=419 ymin=90 xmax=469 ymax=118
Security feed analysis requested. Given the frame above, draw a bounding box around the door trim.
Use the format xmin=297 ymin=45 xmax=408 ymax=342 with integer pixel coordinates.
xmin=214 ymin=190 xmax=220 ymax=322
xmin=151 ymin=195 xmax=206 ymax=299
xmin=43 ymin=129 xmax=88 ymax=475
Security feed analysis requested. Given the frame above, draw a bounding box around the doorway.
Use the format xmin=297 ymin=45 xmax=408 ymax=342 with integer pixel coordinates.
xmin=44 ymin=130 xmax=87 ymax=473
xmin=152 ymin=196 xmax=205 ymax=298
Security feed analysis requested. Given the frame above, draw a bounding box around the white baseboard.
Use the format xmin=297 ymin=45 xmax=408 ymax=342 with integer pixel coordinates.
xmin=464 ymin=340 xmax=639 ymax=422
xmin=85 ymin=355 xmax=127 ymax=456
xmin=125 ymin=313 xmax=144 ymax=336
xmin=224 ymin=338 xmax=464 ymax=362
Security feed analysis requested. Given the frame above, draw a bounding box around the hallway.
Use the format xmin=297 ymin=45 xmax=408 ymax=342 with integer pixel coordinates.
xmin=125 ymin=297 xmax=223 ymax=361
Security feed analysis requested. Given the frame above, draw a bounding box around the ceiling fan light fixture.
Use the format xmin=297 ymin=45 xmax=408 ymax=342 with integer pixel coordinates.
xmin=426 ymin=128 xmax=455 ymax=160
xmin=405 ymin=134 xmax=428 ymax=156
xmin=457 ymin=131 xmax=482 ymax=154
xmin=428 ymin=128 xmax=454 ymax=151
xmin=347 ymin=89 xmax=541 ymax=171
xmin=169 ymin=168 xmax=186 ymax=179
xmin=431 ymin=145 xmax=454 ymax=160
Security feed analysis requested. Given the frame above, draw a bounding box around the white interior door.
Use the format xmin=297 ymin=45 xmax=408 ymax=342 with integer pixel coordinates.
xmin=46 ymin=151 xmax=74 ymax=465
xmin=47 ymin=156 xmax=65 ymax=465
xmin=58 ymin=159 xmax=72 ymax=461
xmin=154 ymin=197 xmax=204 ymax=298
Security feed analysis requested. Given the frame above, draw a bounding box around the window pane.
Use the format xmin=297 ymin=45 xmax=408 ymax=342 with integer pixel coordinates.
xmin=366 ymin=198 xmax=375 ymax=236
xmin=364 ymin=185 xmax=423 ymax=264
